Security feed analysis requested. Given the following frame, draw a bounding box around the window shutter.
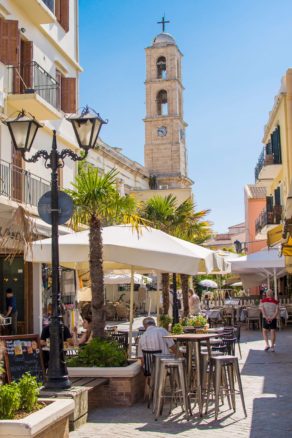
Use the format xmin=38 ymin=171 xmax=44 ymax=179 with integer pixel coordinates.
xmin=55 ymin=0 xmax=61 ymax=22
xmin=274 ymin=187 xmax=281 ymax=206
xmin=55 ymin=0 xmax=69 ymax=32
xmin=271 ymin=125 xmax=282 ymax=164
xmin=60 ymin=0 xmax=69 ymax=32
xmin=61 ymin=77 xmax=76 ymax=113
xmin=0 ymin=18 xmax=20 ymax=66
xmin=266 ymin=196 xmax=273 ymax=212
xmin=21 ymin=40 xmax=33 ymax=90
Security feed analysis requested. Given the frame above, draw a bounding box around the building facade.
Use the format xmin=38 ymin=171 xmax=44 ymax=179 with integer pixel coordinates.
xmin=0 ymin=0 xmax=81 ymax=333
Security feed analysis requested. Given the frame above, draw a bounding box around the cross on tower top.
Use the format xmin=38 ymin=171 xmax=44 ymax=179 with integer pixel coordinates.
xmin=157 ymin=15 xmax=170 ymax=33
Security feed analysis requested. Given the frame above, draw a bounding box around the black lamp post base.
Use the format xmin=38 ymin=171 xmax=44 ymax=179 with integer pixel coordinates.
xmin=45 ymin=376 xmax=72 ymax=390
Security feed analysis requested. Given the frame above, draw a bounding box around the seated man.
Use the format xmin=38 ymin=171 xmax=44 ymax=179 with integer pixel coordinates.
xmin=138 ymin=317 xmax=176 ymax=361
xmin=40 ymin=323 xmax=73 ymax=347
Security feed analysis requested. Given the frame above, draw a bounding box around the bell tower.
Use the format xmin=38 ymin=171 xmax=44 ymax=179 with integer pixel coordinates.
xmin=144 ymin=18 xmax=191 ymax=189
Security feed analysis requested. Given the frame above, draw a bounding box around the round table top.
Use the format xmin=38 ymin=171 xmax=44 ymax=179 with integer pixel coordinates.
xmin=163 ymin=333 xmax=218 ymax=340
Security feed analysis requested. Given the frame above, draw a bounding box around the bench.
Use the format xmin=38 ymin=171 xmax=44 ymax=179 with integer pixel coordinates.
xmin=70 ymin=376 xmax=109 ymax=391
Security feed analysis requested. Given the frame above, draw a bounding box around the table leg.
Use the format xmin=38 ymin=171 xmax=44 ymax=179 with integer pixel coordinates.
xmin=194 ymin=341 xmax=203 ymax=416
xmin=187 ymin=340 xmax=193 ymax=389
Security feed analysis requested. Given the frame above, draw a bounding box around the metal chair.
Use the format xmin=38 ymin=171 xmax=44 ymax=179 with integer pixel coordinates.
xmin=110 ymin=332 xmax=129 ymax=351
xmin=246 ymin=307 xmax=261 ymax=330
xmin=142 ymin=349 xmax=162 ymax=408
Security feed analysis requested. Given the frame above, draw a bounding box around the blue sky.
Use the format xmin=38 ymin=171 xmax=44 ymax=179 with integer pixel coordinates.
xmin=79 ymin=0 xmax=292 ymax=233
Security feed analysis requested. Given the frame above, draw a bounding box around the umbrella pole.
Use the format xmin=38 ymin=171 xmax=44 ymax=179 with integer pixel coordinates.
xmin=267 ymin=275 xmax=270 ymax=289
xmin=273 ymin=268 xmax=278 ymax=299
xmin=156 ymin=272 xmax=161 ymax=325
xmin=128 ymin=266 xmax=134 ymax=358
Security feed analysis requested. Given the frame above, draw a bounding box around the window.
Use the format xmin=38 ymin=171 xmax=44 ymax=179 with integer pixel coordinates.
xmin=157 ymin=56 xmax=166 ymax=79
xmin=157 ymin=90 xmax=168 ymax=116
xmin=42 ymin=0 xmax=54 ymax=13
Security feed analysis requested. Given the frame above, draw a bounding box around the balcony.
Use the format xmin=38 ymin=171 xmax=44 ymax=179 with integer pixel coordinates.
xmin=255 ymin=147 xmax=282 ymax=183
xmin=13 ymin=0 xmax=55 ymax=25
xmin=0 ymin=159 xmax=50 ymax=208
xmin=255 ymin=205 xmax=283 ymax=238
xmin=6 ymin=62 xmax=61 ymax=120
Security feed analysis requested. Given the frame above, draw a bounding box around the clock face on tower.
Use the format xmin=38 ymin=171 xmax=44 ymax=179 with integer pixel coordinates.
xmin=157 ymin=126 xmax=167 ymax=137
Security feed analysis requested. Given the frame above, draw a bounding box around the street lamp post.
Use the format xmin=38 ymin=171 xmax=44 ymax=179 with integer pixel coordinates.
xmin=4 ymin=107 xmax=107 ymax=390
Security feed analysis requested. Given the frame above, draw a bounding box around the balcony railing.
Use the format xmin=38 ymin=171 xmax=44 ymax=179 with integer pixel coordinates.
xmin=42 ymin=0 xmax=54 ymax=13
xmin=255 ymin=205 xmax=283 ymax=235
xmin=255 ymin=146 xmax=282 ymax=181
xmin=0 ymin=158 xmax=50 ymax=207
xmin=7 ymin=61 xmax=60 ymax=109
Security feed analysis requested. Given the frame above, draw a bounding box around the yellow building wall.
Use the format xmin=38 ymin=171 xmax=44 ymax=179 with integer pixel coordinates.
xmin=132 ymin=187 xmax=193 ymax=205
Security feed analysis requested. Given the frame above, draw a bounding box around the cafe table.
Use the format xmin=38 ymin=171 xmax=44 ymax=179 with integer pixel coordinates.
xmin=164 ymin=333 xmax=218 ymax=416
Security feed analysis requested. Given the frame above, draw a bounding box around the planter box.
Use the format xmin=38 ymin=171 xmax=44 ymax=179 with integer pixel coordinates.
xmin=0 ymin=398 xmax=74 ymax=438
xmin=67 ymin=360 xmax=144 ymax=408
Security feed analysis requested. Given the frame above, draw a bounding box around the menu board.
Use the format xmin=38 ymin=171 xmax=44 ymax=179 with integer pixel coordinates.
xmin=0 ymin=335 xmax=44 ymax=383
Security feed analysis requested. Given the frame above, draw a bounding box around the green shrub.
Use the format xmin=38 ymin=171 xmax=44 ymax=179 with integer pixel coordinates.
xmin=158 ymin=314 xmax=172 ymax=330
xmin=18 ymin=373 xmax=41 ymax=412
xmin=171 ymin=323 xmax=183 ymax=334
xmin=0 ymin=382 xmax=20 ymax=419
xmin=67 ymin=337 xmax=128 ymax=367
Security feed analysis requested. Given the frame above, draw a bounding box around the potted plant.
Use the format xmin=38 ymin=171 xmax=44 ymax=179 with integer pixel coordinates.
xmin=67 ymin=337 xmax=144 ymax=407
xmin=158 ymin=314 xmax=172 ymax=331
xmin=171 ymin=323 xmax=184 ymax=334
xmin=0 ymin=373 xmax=74 ymax=437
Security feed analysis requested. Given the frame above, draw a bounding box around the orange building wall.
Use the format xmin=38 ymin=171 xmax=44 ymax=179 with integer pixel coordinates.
xmin=245 ymin=198 xmax=267 ymax=254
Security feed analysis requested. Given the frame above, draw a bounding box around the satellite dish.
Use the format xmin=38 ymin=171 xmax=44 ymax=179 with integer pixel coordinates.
xmin=38 ymin=191 xmax=73 ymax=225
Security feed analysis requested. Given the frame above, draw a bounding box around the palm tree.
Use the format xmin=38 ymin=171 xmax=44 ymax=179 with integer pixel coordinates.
xmin=140 ymin=194 xmax=211 ymax=316
xmin=68 ymin=167 xmax=143 ymax=338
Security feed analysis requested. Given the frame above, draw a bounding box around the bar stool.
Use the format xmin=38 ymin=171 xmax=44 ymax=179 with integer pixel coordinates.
xmin=206 ymin=355 xmax=247 ymax=420
xmin=151 ymin=353 xmax=175 ymax=413
xmin=155 ymin=356 xmax=190 ymax=420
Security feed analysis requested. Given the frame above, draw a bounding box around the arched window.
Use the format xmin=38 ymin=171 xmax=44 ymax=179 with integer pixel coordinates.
xmin=157 ymin=90 xmax=168 ymax=115
xmin=157 ymin=56 xmax=166 ymax=79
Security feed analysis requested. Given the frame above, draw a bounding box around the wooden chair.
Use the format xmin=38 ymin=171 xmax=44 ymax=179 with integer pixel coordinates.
xmin=115 ymin=303 xmax=130 ymax=320
xmin=104 ymin=303 xmax=117 ymax=321
xmin=285 ymin=305 xmax=292 ymax=325
xmin=246 ymin=307 xmax=261 ymax=330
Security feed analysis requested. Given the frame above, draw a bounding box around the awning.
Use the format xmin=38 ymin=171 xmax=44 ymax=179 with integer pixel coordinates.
xmin=267 ymin=224 xmax=283 ymax=247
xmin=282 ymin=236 xmax=292 ymax=256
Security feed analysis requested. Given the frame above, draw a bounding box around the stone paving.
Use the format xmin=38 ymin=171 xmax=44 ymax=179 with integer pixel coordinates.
xmin=70 ymin=327 xmax=292 ymax=438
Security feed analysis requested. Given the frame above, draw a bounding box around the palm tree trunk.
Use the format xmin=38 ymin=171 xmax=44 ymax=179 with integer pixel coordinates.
xmin=161 ymin=273 xmax=169 ymax=315
xmin=89 ymin=215 xmax=105 ymax=338
xmin=181 ymin=274 xmax=189 ymax=317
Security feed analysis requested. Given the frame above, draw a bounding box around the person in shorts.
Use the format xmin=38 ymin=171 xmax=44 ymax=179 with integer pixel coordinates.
xmin=260 ymin=289 xmax=279 ymax=352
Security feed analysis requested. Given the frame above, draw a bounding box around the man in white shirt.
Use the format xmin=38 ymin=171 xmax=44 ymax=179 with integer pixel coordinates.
xmin=138 ymin=317 xmax=176 ymax=359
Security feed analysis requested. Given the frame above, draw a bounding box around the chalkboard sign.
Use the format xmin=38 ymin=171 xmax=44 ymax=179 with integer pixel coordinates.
xmin=0 ymin=335 xmax=45 ymax=383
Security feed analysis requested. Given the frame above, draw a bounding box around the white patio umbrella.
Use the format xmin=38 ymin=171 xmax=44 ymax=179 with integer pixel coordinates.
xmin=26 ymin=225 xmax=212 ymax=275
xmin=26 ymin=225 xmax=214 ymax=355
xmin=229 ymin=248 xmax=285 ymax=298
xmin=104 ymin=273 xmax=151 ymax=285
xmin=198 ymin=279 xmax=218 ymax=288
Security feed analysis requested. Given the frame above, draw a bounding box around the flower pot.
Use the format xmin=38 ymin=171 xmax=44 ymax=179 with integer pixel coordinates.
xmin=0 ymin=398 xmax=74 ymax=438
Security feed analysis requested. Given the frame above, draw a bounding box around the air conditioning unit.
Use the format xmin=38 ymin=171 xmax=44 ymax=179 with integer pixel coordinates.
xmin=159 ymin=185 xmax=169 ymax=190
